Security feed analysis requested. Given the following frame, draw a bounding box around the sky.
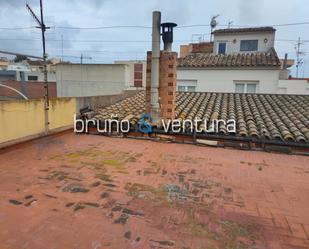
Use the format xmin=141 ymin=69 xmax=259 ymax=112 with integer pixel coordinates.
xmin=0 ymin=0 xmax=308 ymax=77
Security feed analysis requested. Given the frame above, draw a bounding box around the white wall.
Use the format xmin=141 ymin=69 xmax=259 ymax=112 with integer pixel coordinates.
xmin=213 ymin=32 xmax=275 ymax=54
xmin=278 ymin=80 xmax=309 ymax=94
xmin=56 ymin=64 xmax=129 ymax=97
xmin=115 ymin=60 xmax=146 ymax=89
xmin=177 ymin=68 xmax=280 ymax=94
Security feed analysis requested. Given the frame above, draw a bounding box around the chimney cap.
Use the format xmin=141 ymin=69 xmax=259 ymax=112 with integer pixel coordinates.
xmin=161 ymin=22 xmax=177 ymax=28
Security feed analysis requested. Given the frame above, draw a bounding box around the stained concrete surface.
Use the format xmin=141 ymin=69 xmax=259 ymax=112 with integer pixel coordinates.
xmin=0 ymin=133 xmax=309 ymax=249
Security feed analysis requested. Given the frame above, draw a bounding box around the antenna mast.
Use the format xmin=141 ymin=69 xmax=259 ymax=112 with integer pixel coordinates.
xmin=26 ymin=0 xmax=50 ymax=134
xmin=295 ymin=37 xmax=305 ymax=78
xmin=210 ymin=15 xmax=219 ymax=42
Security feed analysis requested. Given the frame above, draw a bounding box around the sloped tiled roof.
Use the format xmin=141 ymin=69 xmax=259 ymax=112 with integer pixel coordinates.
xmin=212 ymin=27 xmax=276 ymax=35
xmin=178 ymin=48 xmax=281 ymax=68
xmin=90 ymin=91 xmax=309 ymax=144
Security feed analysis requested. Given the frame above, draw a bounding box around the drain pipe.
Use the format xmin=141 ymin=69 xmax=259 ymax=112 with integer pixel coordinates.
xmin=150 ymin=11 xmax=161 ymax=124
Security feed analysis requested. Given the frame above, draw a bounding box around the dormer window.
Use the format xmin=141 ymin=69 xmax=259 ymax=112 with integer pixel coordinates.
xmin=240 ymin=40 xmax=258 ymax=51
xmin=217 ymin=42 xmax=227 ymax=55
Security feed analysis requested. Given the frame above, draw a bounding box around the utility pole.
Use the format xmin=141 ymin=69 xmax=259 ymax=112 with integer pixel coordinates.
xmin=26 ymin=0 xmax=50 ymax=134
xmin=295 ymin=37 xmax=305 ymax=78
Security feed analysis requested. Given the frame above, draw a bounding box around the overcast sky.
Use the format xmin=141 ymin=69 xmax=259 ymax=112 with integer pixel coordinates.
xmin=0 ymin=0 xmax=308 ymax=76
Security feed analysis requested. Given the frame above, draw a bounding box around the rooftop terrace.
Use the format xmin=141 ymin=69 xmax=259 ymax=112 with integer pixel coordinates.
xmin=0 ymin=132 xmax=308 ymax=248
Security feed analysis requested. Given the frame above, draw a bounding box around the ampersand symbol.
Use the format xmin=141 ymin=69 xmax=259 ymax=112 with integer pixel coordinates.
xmin=138 ymin=113 xmax=153 ymax=133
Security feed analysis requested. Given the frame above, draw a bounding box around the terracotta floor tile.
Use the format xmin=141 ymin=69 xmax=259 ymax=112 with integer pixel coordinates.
xmin=0 ymin=133 xmax=308 ymax=249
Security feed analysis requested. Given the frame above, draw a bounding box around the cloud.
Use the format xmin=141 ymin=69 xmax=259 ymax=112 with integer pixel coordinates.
xmin=0 ymin=0 xmax=308 ymax=75
xmin=0 ymin=0 xmax=27 ymax=8
xmin=235 ymin=0 xmax=265 ymax=24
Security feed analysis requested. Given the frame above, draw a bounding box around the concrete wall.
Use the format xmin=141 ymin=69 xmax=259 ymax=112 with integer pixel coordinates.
xmin=0 ymin=91 xmax=136 ymax=148
xmin=177 ymin=68 xmax=280 ymax=93
xmin=48 ymin=98 xmax=76 ymax=130
xmin=56 ymin=64 xmax=129 ymax=97
xmin=0 ymin=98 xmax=77 ymax=146
xmin=0 ymin=99 xmax=45 ymax=145
xmin=277 ymin=80 xmax=309 ymax=94
xmin=213 ymin=32 xmax=275 ymax=54
xmin=115 ymin=60 xmax=146 ymax=89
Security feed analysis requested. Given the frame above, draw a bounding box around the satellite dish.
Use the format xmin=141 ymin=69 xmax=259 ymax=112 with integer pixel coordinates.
xmin=210 ymin=15 xmax=220 ymax=29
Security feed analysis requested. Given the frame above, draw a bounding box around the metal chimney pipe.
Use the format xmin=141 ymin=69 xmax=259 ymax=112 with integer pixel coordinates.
xmin=150 ymin=11 xmax=161 ymax=121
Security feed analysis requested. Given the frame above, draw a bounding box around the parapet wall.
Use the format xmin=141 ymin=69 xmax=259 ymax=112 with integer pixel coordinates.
xmin=0 ymin=91 xmax=134 ymax=148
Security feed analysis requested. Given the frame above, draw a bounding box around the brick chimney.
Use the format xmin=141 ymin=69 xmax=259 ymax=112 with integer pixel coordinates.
xmin=146 ymin=16 xmax=178 ymax=123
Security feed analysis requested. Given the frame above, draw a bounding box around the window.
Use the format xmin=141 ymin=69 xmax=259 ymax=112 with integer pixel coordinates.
xmin=177 ymin=85 xmax=196 ymax=92
xmin=177 ymin=80 xmax=197 ymax=92
xmin=246 ymin=84 xmax=257 ymax=93
xmin=28 ymin=75 xmax=38 ymax=81
xmin=218 ymin=42 xmax=227 ymax=55
xmin=187 ymin=86 xmax=196 ymax=92
xmin=134 ymin=63 xmax=143 ymax=87
xmin=235 ymin=82 xmax=258 ymax=93
xmin=178 ymin=86 xmax=186 ymax=92
xmin=240 ymin=40 xmax=258 ymax=51
xmin=235 ymin=83 xmax=245 ymax=93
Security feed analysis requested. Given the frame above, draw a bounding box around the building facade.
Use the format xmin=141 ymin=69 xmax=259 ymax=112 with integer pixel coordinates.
xmin=177 ymin=27 xmax=308 ymax=95
xmin=56 ymin=63 xmax=130 ymax=97
xmin=212 ymin=27 xmax=276 ymax=55
xmin=114 ymin=60 xmax=146 ymax=89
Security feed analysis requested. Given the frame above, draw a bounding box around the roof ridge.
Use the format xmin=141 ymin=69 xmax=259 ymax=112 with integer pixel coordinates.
xmin=178 ymin=48 xmax=281 ymax=68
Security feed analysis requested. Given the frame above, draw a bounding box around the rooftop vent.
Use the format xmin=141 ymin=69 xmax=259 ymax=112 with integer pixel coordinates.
xmin=161 ymin=22 xmax=177 ymax=51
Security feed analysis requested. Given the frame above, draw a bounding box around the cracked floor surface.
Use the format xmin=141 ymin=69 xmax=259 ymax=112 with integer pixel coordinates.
xmin=0 ymin=132 xmax=309 ymax=249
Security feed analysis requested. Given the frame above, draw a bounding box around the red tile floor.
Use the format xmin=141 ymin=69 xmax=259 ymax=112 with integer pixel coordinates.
xmin=0 ymin=132 xmax=308 ymax=249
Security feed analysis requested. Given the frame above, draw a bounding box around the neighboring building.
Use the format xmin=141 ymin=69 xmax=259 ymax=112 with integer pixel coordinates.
xmin=23 ymin=59 xmax=57 ymax=82
xmin=212 ymin=27 xmax=276 ymax=55
xmin=0 ymin=60 xmax=57 ymax=82
xmin=0 ymin=70 xmax=17 ymax=82
xmin=180 ymin=42 xmax=214 ymax=58
xmin=177 ymin=27 xmax=308 ymax=95
xmin=278 ymin=78 xmax=309 ymax=94
xmin=24 ymin=60 xmax=46 ymax=82
xmin=0 ymin=57 xmax=9 ymax=70
xmin=177 ymin=47 xmax=282 ymax=93
xmin=115 ymin=60 xmax=146 ymax=89
xmin=56 ymin=63 xmax=130 ymax=97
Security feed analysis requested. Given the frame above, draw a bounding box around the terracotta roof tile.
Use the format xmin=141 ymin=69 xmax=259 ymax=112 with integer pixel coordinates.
xmin=90 ymin=91 xmax=309 ymax=144
xmin=212 ymin=27 xmax=276 ymax=35
xmin=178 ymin=48 xmax=281 ymax=68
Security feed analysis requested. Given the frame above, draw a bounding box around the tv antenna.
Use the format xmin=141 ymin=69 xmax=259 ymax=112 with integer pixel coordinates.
xmin=26 ymin=0 xmax=50 ymax=133
xmin=210 ymin=15 xmax=219 ymax=41
xmin=294 ymin=37 xmax=306 ymax=78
